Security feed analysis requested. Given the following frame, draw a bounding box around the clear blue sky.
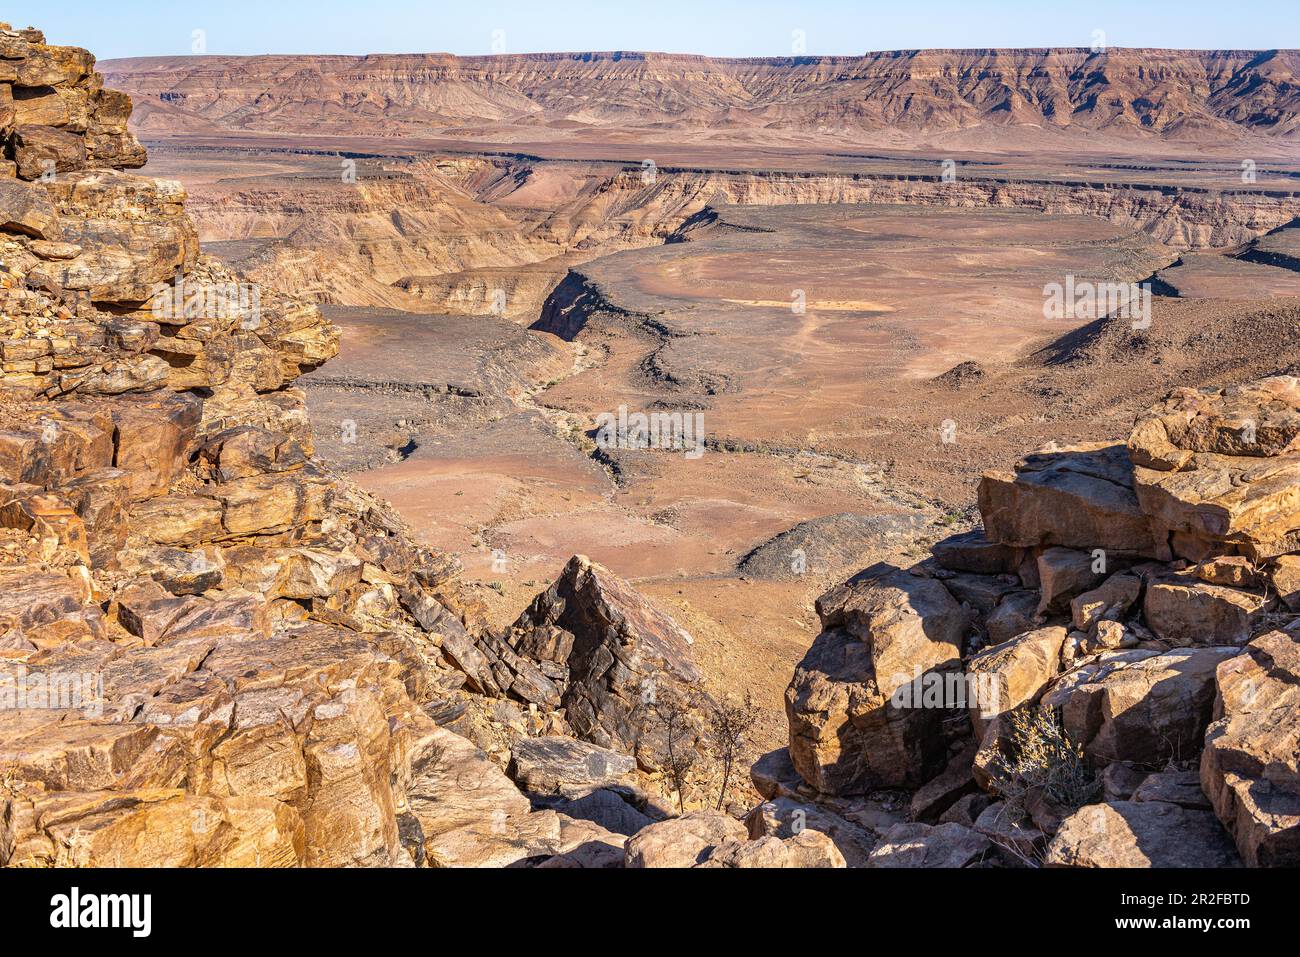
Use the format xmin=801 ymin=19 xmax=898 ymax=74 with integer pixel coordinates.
xmin=8 ymin=0 xmax=1295 ymax=60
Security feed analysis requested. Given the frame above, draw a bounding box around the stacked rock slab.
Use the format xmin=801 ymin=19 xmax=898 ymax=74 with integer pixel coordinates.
xmin=0 ymin=25 xmax=560 ymax=867
xmin=782 ymin=378 xmax=1300 ymax=866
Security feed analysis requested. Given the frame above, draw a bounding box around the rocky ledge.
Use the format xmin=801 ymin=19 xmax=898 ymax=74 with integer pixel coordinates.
xmin=779 ymin=376 xmax=1300 ymax=868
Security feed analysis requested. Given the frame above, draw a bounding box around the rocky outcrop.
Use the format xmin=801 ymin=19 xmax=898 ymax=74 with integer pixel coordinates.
xmin=777 ymin=376 xmax=1300 ymax=867
xmin=785 ymin=564 xmax=965 ymax=794
xmin=1200 ymin=628 xmax=1300 ymax=866
xmin=0 ymin=25 xmax=554 ymax=870
xmin=499 ymin=556 xmax=704 ymax=763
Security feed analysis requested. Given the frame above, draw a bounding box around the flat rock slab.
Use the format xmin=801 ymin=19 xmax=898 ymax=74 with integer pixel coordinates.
xmin=1046 ymin=801 xmax=1241 ymax=867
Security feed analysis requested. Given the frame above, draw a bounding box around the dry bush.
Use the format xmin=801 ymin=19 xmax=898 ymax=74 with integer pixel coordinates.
xmin=991 ymin=705 xmax=1101 ymax=814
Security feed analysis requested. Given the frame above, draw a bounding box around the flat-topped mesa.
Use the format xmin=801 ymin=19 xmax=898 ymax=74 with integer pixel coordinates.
xmin=778 ymin=375 xmax=1300 ymax=868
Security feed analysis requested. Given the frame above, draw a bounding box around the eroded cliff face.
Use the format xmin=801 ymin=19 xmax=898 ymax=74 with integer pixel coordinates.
xmin=102 ymin=48 xmax=1300 ymax=147
xmin=148 ymin=151 xmax=1300 ymax=317
xmin=0 ymin=23 xmax=564 ymax=867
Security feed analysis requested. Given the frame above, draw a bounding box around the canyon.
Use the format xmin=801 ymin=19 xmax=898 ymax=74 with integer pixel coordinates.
xmin=0 ymin=20 xmax=1298 ymax=870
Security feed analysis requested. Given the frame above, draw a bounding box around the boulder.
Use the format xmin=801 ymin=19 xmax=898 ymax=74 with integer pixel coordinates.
xmin=1043 ymin=647 xmax=1239 ymax=767
xmin=1129 ymin=378 xmax=1300 ymax=560
xmin=1070 ymin=572 xmax=1142 ymax=632
xmin=966 ymin=626 xmax=1067 ymax=740
xmin=978 ymin=444 xmax=1155 ymax=556
xmin=931 ymin=528 xmax=1021 ymax=575
xmin=1045 ymin=801 xmax=1241 ymax=867
xmin=700 ymin=831 xmax=846 ymax=868
xmin=503 ymin=556 xmax=702 ymax=761
xmin=786 ymin=564 xmax=966 ymax=794
xmin=746 ymin=796 xmax=878 ymax=867
xmin=1036 ymin=547 xmax=1107 ymax=614
xmin=1201 ymin=629 xmax=1300 ymax=866
xmin=866 ymin=822 xmax=992 ymax=868
xmin=507 ymin=736 xmax=636 ymax=795
xmin=623 ymin=810 xmax=747 ymax=868
xmin=984 ymin=590 xmax=1042 ymax=645
xmin=1142 ymin=570 xmax=1270 ymax=646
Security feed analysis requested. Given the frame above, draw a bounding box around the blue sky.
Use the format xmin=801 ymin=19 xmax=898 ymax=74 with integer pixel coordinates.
xmin=8 ymin=0 xmax=1296 ymax=60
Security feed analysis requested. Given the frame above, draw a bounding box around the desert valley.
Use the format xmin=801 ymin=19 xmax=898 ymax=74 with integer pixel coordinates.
xmin=0 ymin=10 xmax=1298 ymax=888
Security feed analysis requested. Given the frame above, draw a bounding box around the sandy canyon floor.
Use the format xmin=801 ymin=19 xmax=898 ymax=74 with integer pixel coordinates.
xmin=134 ymin=135 xmax=1300 ymax=754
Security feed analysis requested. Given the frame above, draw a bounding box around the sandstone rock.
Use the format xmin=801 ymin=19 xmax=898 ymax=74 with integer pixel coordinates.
xmin=786 ymin=564 xmax=965 ymax=794
xmin=1045 ymin=801 xmax=1241 ymax=867
xmin=750 ymin=746 xmax=804 ymax=800
xmin=1130 ymin=379 xmax=1300 ymax=560
xmin=701 ymin=830 xmax=846 ymax=868
xmin=978 ymin=444 xmax=1155 ymax=556
xmin=1143 ymin=569 xmax=1270 ymax=646
xmin=866 ymin=822 xmax=992 ymax=868
xmin=909 ymin=744 xmax=979 ymax=823
xmin=624 ymin=810 xmax=747 ymax=868
xmin=1197 ymin=555 xmax=1261 ymax=588
xmin=507 ymin=735 xmax=635 ymax=795
xmin=548 ymin=787 xmax=656 ymax=836
xmin=1070 ymin=572 xmax=1142 ymax=631
xmin=746 ymin=796 xmax=878 ymax=867
xmin=1043 ymin=647 xmax=1239 ymax=767
xmin=984 ymin=589 xmax=1042 ymax=645
xmin=12 ymin=124 xmax=86 ymax=180
xmin=1268 ymin=555 xmax=1300 ymax=612
xmin=932 ymin=528 xmax=1021 ymax=574
xmin=1201 ymin=629 xmax=1300 ymax=866
xmin=972 ymin=800 xmax=1048 ymax=861
xmin=535 ymin=816 xmax=625 ymax=868
xmin=1036 ymin=547 xmax=1107 ymax=614
xmin=0 ymin=177 xmax=58 ymax=238
xmin=966 ymin=626 xmax=1067 ymax=739
xmin=1131 ymin=769 xmax=1212 ymax=810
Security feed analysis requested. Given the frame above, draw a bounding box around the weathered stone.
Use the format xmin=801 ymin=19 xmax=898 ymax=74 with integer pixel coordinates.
xmin=1070 ymin=572 xmax=1141 ymax=632
xmin=1130 ymin=378 xmax=1300 ymax=560
xmin=984 ymin=589 xmax=1042 ymax=645
xmin=978 ymin=444 xmax=1155 ymax=556
xmin=966 ymin=626 xmax=1067 ymax=739
xmin=504 ymin=556 xmax=702 ymax=762
xmin=1046 ymin=801 xmax=1241 ymax=867
xmin=786 ymin=564 xmax=965 ymax=794
xmin=623 ymin=810 xmax=747 ymax=868
xmin=507 ymin=736 xmax=635 ymax=795
xmin=866 ymin=822 xmax=992 ymax=868
xmin=746 ymin=796 xmax=878 ymax=867
xmin=701 ymin=830 xmax=846 ymax=868
xmin=1201 ymin=629 xmax=1300 ymax=866
xmin=12 ymin=124 xmax=86 ymax=180
xmin=1132 ymin=769 xmax=1212 ymax=810
xmin=1036 ymin=547 xmax=1107 ymax=614
xmin=1143 ymin=570 xmax=1270 ymax=646
xmin=0 ymin=177 xmax=58 ymax=238
xmin=1043 ymin=647 xmax=1239 ymax=767
xmin=932 ymin=528 xmax=1021 ymax=574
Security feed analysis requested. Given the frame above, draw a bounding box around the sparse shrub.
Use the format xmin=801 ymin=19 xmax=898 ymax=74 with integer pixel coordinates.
xmin=991 ymin=705 xmax=1101 ymax=815
xmin=708 ymin=691 xmax=760 ymax=811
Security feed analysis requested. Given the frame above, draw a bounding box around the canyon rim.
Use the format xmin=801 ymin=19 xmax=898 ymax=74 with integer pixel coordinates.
xmin=0 ymin=0 xmax=1297 ymax=934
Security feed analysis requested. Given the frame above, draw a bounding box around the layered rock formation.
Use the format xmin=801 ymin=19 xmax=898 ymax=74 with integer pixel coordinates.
xmin=103 ymin=49 xmax=1300 ymax=148
xmin=778 ymin=376 xmax=1300 ymax=867
xmin=0 ymin=25 xmax=744 ymax=869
